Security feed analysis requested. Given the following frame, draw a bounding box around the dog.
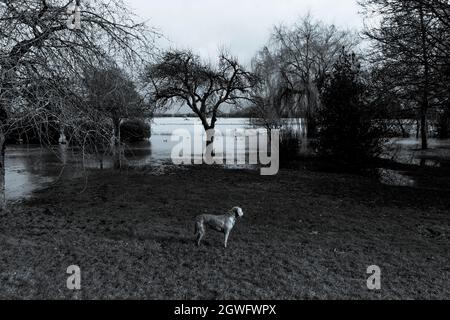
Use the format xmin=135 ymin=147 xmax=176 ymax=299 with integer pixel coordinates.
xmin=194 ymin=207 xmax=244 ymax=248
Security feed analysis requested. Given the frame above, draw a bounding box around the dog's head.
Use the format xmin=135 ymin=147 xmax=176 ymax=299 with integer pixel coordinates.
xmin=231 ymin=207 xmax=244 ymax=218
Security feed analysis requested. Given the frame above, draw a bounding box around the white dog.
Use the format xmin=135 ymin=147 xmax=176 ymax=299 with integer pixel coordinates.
xmin=194 ymin=207 xmax=244 ymax=248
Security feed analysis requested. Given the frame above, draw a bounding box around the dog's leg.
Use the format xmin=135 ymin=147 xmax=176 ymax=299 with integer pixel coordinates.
xmin=224 ymin=230 xmax=230 ymax=248
xmin=196 ymin=233 xmax=203 ymax=246
xmin=196 ymin=224 xmax=205 ymax=246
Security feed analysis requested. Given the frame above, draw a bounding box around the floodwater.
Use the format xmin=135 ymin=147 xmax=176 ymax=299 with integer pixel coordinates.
xmin=5 ymin=118 xmax=275 ymax=201
xmin=378 ymin=137 xmax=450 ymax=188
xmin=5 ymin=117 xmax=450 ymax=202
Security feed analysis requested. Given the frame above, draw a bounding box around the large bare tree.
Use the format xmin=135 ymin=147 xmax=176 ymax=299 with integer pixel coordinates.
xmin=360 ymin=0 xmax=449 ymax=149
xmin=145 ymin=49 xmax=256 ymax=146
xmin=0 ymin=0 xmax=156 ymax=209
xmin=84 ymin=66 xmax=148 ymax=169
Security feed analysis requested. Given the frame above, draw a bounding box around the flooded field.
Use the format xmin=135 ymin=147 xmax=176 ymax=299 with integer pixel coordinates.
xmin=5 ymin=118 xmax=450 ymax=201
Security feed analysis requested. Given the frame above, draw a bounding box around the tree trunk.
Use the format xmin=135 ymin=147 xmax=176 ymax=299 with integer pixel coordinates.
xmin=1 ymin=69 xmax=8 ymax=211
xmin=416 ymin=118 xmax=420 ymax=140
xmin=419 ymin=5 xmax=430 ymax=150
xmin=396 ymin=118 xmax=407 ymax=138
xmin=438 ymin=107 xmax=449 ymax=139
xmin=206 ymin=127 xmax=215 ymax=146
xmin=0 ymin=132 xmax=5 ymax=211
xmin=200 ymin=113 xmax=217 ymax=160
xmin=420 ymin=105 xmax=428 ymax=150
xmin=0 ymin=97 xmax=7 ymax=210
xmin=204 ymin=125 xmax=216 ymax=161
xmin=113 ymin=118 xmax=122 ymax=170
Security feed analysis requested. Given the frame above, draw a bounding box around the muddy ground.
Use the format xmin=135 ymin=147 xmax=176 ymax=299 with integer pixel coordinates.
xmin=0 ymin=164 xmax=449 ymax=299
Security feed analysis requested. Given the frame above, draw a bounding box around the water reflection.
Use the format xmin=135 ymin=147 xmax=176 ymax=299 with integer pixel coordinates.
xmin=5 ymin=118 xmax=275 ymax=201
xmin=384 ymin=138 xmax=450 ymax=167
xmin=5 ymin=118 xmax=450 ymax=201
xmin=6 ymin=144 xmax=106 ymax=202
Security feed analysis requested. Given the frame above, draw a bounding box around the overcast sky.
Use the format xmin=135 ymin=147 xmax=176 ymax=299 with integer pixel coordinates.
xmin=127 ymin=0 xmax=364 ymax=65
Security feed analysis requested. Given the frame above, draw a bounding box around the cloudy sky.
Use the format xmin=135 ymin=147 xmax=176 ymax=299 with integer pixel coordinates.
xmin=127 ymin=0 xmax=363 ymax=65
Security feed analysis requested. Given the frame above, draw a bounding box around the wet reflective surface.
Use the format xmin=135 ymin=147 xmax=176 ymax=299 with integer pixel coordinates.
xmin=384 ymin=138 xmax=450 ymax=167
xmin=5 ymin=118 xmax=269 ymax=201
xmin=5 ymin=118 xmax=450 ymax=201
xmin=379 ymin=138 xmax=450 ymax=188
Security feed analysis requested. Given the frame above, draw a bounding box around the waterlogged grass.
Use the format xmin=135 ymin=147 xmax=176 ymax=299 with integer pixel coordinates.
xmin=0 ymin=165 xmax=449 ymax=299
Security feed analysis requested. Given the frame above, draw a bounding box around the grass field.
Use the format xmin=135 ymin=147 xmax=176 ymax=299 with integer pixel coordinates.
xmin=0 ymin=165 xmax=449 ymax=299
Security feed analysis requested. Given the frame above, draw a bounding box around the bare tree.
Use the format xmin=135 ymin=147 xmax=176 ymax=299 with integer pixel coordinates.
xmin=360 ymin=0 xmax=449 ymax=149
xmin=145 ymin=49 xmax=256 ymax=147
xmin=83 ymin=66 xmax=148 ymax=169
xmin=419 ymin=0 xmax=450 ymax=137
xmin=0 ymin=0 xmax=156 ymax=209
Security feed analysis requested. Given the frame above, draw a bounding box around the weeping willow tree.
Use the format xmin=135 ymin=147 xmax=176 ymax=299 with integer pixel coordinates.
xmin=251 ymin=14 xmax=358 ymax=138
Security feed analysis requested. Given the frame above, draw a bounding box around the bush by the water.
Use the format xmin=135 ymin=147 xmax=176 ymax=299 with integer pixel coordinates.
xmin=120 ymin=119 xmax=151 ymax=142
xmin=6 ymin=118 xmax=60 ymax=145
xmin=318 ymin=51 xmax=386 ymax=167
xmin=7 ymin=118 xmax=151 ymax=146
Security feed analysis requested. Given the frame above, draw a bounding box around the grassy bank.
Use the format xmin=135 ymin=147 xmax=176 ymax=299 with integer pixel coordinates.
xmin=0 ymin=165 xmax=449 ymax=299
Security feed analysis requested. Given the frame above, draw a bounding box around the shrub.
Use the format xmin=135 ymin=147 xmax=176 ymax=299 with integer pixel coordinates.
xmin=6 ymin=118 xmax=60 ymax=145
xmin=121 ymin=119 xmax=151 ymax=142
xmin=317 ymin=51 xmax=386 ymax=167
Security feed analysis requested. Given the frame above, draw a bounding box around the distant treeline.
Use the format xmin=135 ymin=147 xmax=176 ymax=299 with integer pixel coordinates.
xmin=153 ymin=110 xmax=253 ymax=118
xmin=153 ymin=109 xmax=443 ymax=121
xmin=7 ymin=119 xmax=150 ymax=145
